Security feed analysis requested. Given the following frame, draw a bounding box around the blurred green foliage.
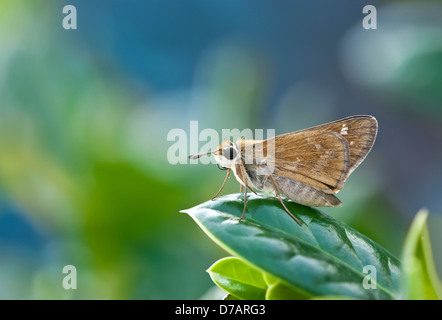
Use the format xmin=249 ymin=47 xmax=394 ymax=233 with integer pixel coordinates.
xmin=401 ymin=210 xmax=442 ymax=299
xmin=0 ymin=0 xmax=225 ymax=299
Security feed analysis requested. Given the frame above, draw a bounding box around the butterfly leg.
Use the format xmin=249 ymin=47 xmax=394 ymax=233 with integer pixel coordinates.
xmin=269 ymin=175 xmax=303 ymax=226
xmin=241 ymin=185 xmax=256 ymax=194
xmin=258 ymin=175 xmax=270 ymax=190
xmin=211 ymin=168 xmax=231 ymax=200
xmin=239 ymin=183 xmax=248 ymax=222
xmin=248 ymin=186 xmax=257 ymax=195
xmin=238 ymin=164 xmax=249 ymax=222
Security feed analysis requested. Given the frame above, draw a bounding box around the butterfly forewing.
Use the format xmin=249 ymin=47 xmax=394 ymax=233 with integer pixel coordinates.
xmin=264 ymin=130 xmax=350 ymax=190
xmin=255 ymin=115 xmax=377 ymax=195
xmin=302 ymin=115 xmax=378 ymax=177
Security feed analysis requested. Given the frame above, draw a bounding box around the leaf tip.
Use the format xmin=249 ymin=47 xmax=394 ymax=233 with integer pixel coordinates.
xmin=415 ymin=208 xmax=429 ymax=222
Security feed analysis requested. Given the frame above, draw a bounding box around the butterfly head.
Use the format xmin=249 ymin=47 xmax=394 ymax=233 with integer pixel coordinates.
xmin=188 ymin=139 xmax=240 ymax=170
xmin=211 ymin=140 xmax=241 ymax=170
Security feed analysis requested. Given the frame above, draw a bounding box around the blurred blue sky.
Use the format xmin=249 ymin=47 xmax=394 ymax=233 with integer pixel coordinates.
xmin=72 ymin=1 xmax=363 ymax=96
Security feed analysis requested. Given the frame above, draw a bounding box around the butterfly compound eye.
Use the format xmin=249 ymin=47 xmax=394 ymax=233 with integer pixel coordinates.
xmin=222 ymin=147 xmax=237 ymax=160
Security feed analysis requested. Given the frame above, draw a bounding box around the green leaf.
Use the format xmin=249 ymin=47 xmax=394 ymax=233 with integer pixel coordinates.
xmin=182 ymin=193 xmax=401 ymax=300
xmin=401 ymin=209 xmax=442 ymax=300
xmin=208 ymin=256 xmax=304 ymax=300
xmin=265 ymin=278 xmax=309 ymax=300
xmin=262 ymin=273 xmax=312 ymax=299
xmin=207 ymin=257 xmax=267 ymax=300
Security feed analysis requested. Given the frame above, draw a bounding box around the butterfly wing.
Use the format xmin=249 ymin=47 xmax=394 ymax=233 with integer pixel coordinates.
xmin=301 ymin=115 xmax=378 ymax=178
xmin=265 ymin=130 xmax=350 ymax=191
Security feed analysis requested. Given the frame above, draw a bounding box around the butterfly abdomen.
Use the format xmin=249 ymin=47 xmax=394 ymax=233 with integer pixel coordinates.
xmin=274 ymin=176 xmax=342 ymax=207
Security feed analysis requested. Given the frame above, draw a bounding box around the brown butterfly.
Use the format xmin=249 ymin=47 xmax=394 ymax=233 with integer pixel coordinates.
xmin=189 ymin=115 xmax=378 ymax=225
